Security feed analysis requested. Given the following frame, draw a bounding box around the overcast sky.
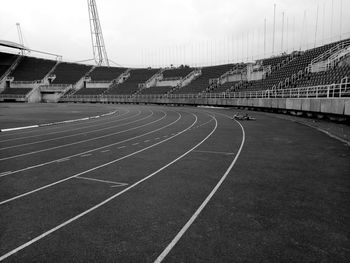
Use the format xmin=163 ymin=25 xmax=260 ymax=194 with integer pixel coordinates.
xmin=1 ymin=0 xmax=349 ymax=67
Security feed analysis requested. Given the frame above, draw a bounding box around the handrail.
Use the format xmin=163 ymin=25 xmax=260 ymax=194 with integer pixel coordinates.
xmin=311 ymin=39 xmax=350 ymax=65
xmin=60 ymin=82 xmax=349 ymax=102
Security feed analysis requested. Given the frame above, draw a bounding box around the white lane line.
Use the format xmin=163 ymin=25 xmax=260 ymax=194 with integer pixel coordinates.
xmin=0 ymin=171 xmax=12 ymax=176
xmin=197 ymin=119 xmax=213 ymax=128
xmin=118 ymin=146 xmax=126 ymax=149
xmin=80 ymin=154 xmax=92 ymax=158
xmin=193 ymin=150 xmax=235 ymax=155
xmin=144 ymin=140 xmax=150 ymax=143
xmin=75 ymin=176 xmax=128 ymax=187
xmin=0 ymin=111 xmax=190 ymax=205
xmin=0 ymin=110 xmax=155 ymax=161
xmin=101 ymin=150 xmax=110 ymax=153
xmin=0 ymin=125 xmax=39 ymax=132
xmin=56 ymin=158 xmax=70 ymax=163
xmin=0 ymin=112 xmax=213 ymax=262
xmin=155 ymin=119 xmax=245 ymax=263
xmin=110 ymin=184 xmax=129 ymax=188
xmin=163 ymin=135 xmax=168 ymax=138
xmin=0 ymin=110 xmax=141 ymax=151
xmin=0 ymin=110 xmax=170 ymax=178
xmin=0 ymin=108 xmax=130 ymax=142
xmin=155 ymin=137 xmax=160 ymax=140
xmin=132 ymin=143 xmax=139 ymax=146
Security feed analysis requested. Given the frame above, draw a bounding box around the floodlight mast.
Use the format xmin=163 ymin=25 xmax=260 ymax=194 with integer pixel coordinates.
xmin=16 ymin=23 xmax=24 ymax=55
xmin=87 ymin=0 xmax=109 ymax=66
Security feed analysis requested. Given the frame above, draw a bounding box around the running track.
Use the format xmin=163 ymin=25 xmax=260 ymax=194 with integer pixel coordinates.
xmin=0 ymin=104 xmax=349 ymax=262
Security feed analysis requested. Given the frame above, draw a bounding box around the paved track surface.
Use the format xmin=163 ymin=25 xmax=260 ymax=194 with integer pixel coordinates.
xmin=0 ymin=104 xmax=349 ymax=262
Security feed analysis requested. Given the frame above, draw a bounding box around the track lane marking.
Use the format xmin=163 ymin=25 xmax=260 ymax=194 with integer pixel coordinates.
xmin=193 ymin=150 xmax=235 ymax=155
xmin=0 ymin=112 xmax=218 ymax=261
xmin=75 ymin=176 xmax=128 ymax=187
xmin=0 ymin=108 xmax=130 ymax=141
xmin=80 ymin=154 xmax=92 ymax=158
xmin=0 ymin=111 xmax=188 ymax=205
xmin=56 ymin=158 xmax=70 ymax=163
xmin=154 ymin=117 xmax=245 ymax=263
xmin=0 ymin=110 xmax=171 ymax=178
xmin=0 ymin=110 xmax=141 ymax=150
xmin=0 ymin=109 xmax=155 ymax=161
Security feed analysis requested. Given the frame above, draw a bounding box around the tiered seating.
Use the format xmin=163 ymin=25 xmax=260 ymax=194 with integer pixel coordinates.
xmin=0 ymin=52 xmax=18 ymax=78
xmin=235 ymin=41 xmax=344 ymax=91
xmin=212 ymin=81 xmax=240 ymax=93
xmin=74 ymin=88 xmax=107 ymax=95
xmin=51 ymin=62 xmax=92 ymax=84
xmin=295 ymin=65 xmax=350 ymax=87
xmin=139 ymin=86 xmax=173 ymax=95
xmin=162 ymin=67 xmax=193 ymax=79
xmin=0 ymin=87 xmax=32 ymax=95
xmin=106 ymin=68 xmax=159 ymax=95
xmin=173 ymin=64 xmax=233 ymax=94
xmin=10 ymin=56 xmax=56 ymax=81
xmin=89 ymin=66 xmax=127 ymax=81
xmin=260 ymin=54 xmax=290 ymax=67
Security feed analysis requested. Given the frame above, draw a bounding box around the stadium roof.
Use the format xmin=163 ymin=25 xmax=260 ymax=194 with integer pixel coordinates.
xmin=0 ymin=40 xmax=27 ymax=50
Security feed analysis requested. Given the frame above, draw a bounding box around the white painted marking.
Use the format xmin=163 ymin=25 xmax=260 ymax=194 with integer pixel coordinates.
xmin=132 ymin=143 xmax=139 ymax=146
xmin=0 ymin=109 xmax=131 ymax=143
xmin=0 ymin=109 xmax=119 ymax=133
xmin=0 ymin=113 xmax=214 ymax=261
xmin=0 ymin=110 xmax=154 ymax=161
xmin=0 ymin=110 xmax=173 ymax=178
xmin=118 ymin=146 xmax=126 ymax=149
xmin=75 ymin=176 xmax=128 ymax=187
xmin=193 ymin=150 xmax=235 ymax=155
xmin=144 ymin=140 xmax=150 ymax=143
xmin=0 ymin=112 xmax=191 ymax=205
xmin=101 ymin=150 xmax=110 ymax=153
xmin=155 ymin=137 xmax=160 ymax=140
xmin=0 ymin=125 xmax=39 ymax=132
xmin=110 ymin=184 xmax=128 ymax=188
xmin=56 ymin=158 xmax=70 ymax=163
xmin=0 ymin=171 xmax=12 ymax=176
xmin=80 ymin=154 xmax=92 ymax=157
xmin=155 ymin=119 xmax=245 ymax=263
xmin=0 ymin=110 xmax=142 ymax=150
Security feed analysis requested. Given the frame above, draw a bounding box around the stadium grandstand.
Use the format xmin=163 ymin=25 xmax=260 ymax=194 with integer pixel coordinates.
xmin=0 ymin=38 xmax=349 ymax=106
xmin=1 ymin=39 xmax=350 ymax=103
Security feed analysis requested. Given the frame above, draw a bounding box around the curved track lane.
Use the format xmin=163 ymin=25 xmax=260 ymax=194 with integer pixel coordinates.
xmin=0 ymin=104 xmax=348 ymax=262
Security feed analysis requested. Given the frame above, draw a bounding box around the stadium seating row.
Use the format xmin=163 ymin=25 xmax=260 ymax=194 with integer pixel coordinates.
xmin=1 ymin=39 xmax=349 ymax=98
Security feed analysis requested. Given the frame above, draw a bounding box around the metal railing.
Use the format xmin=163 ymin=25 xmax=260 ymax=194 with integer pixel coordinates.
xmin=0 ymin=94 xmax=27 ymax=100
xmin=59 ymin=82 xmax=349 ymax=102
xmin=40 ymin=84 xmax=70 ymax=91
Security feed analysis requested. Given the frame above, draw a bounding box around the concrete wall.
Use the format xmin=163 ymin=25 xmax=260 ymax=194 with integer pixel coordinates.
xmin=86 ymin=82 xmax=111 ymax=88
xmin=63 ymin=96 xmax=350 ymax=117
xmin=156 ymin=79 xmax=180 ymax=87
xmin=27 ymin=88 xmax=42 ymax=103
xmin=41 ymin=93 xmax=63 ymax=103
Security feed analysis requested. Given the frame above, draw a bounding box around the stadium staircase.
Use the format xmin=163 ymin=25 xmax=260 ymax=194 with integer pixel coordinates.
xmin=105 ymin=68 xmax=159 ymax=95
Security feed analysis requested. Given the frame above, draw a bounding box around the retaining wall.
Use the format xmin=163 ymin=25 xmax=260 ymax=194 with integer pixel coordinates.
xmin=63 ymin=97 xmax=350 ymax=116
